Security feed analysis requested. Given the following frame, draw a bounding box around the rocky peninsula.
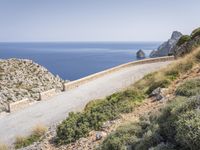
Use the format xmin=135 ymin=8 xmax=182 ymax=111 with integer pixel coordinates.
xmin=150 ymin=31 xmax=182 ymax=57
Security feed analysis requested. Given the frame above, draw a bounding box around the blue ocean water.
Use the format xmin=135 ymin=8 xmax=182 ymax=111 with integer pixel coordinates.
xmin=0 ymin=42 xmax=160 ymax=80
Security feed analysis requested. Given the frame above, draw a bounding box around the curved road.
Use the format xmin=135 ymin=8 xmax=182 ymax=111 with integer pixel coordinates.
xmin=0 ymin=61 xmax=172 ymax=145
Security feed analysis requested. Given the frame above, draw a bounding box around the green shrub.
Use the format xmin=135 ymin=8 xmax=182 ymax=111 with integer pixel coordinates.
xmin=149 ymin=143 xmax=175 ymax=150
xmin=176 ymin=78 xmax=200 ymax=97
xmin=56 ymin=89 xmax=145 ymax=145
xmin=100 ymin=123 xmax=142 ymax=150
xmin=56 ymin=112 xmax=90 ymax=144
xmin=134 ymin=124 xmax=163 ymax=150
xmin=191 ymin=27 xmax=200 ymax=39
xmin=146 ymin=79 xmax=171 ymax=95
xmin=177 ymin=35 xmax=191 ymax=46
xmin=175 ymin=110 xmax=200 ymax=150
xmin=156 ymin=97 xmax=187 ymax=142
xmin=100 ymin=95 xmax=197 ymax=150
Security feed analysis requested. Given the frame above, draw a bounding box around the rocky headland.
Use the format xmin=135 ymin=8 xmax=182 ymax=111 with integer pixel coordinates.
xmin=0 ymin=59 xmax=65 ymax=112
xmin=150 ymin=31 xmax=182 ymax=57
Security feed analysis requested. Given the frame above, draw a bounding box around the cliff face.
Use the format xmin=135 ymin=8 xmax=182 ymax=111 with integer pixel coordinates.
xmin=172 ymin=28 xmax=200 ymax=57
xmin=0 ymin=59 xmax=64 ymax=112
xmin=150 ymin=31 xmax=182 ymax=57
xmin=172 ymin=35 xmax=200 ymax=57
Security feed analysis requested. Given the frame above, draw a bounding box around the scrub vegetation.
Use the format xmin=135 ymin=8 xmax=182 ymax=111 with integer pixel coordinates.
xmin=99 ymin=48 xmax=200 ymax=150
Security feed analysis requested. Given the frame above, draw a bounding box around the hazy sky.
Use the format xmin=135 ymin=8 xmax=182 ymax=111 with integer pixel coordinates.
xmin=0 ymin=0 xmax=199 ymax=42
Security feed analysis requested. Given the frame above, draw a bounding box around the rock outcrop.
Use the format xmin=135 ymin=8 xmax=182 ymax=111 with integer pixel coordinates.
xmin=172 ymin=35 xmax=200 ymax=57
xmin=150 ymin=31 xmax=182 ymax=57
xmin=136 ymin=49 xmax=145 ymax=59
xmin=0 ymin=59 xmax=65 ymax=112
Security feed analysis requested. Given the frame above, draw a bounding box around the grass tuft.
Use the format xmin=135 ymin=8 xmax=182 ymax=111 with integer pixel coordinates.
xmin=14 ymin=124 xmax=47 ymax=149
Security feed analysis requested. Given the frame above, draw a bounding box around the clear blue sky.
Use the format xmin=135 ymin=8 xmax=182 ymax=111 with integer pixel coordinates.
xmin=0 ymin=0 xmax=199 ymax=42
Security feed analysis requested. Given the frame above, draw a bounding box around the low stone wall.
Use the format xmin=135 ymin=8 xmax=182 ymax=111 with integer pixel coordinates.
xmin=39 ymin=89 xmax=57 ymax=100
xmin=7 ymin=98 xmax=29 ymax=112
xmin=3 ymin=56 xmax=174 ymax=113
xmin=64 ymin=56 xmax=174 ymax=91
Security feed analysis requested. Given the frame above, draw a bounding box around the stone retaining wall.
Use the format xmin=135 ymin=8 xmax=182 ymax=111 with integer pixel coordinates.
xmin=63 ymin=56 xmax=174 ymax=91
xmin=39 ymin=89 xmax=57 ymax=100
xmin=7 ymin=98 xmax=29 ymax=112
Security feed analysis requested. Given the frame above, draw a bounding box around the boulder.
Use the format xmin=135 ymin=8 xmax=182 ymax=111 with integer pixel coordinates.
xmin=95 ymin=131 xmax=107 ymax=141
xmin=136 ymin=49 xmax=146 ymax=59
xmin=150 ymin=31 xmax=182 ymax=58
xmin=172 ymin=35 xmax=200 ymax=57
xmin=150 ymin=87 xmax=163 ymax=101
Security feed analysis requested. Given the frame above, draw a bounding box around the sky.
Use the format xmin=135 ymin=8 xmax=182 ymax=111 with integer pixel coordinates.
xmin=0 ymin=0 xmax=199 ymax=42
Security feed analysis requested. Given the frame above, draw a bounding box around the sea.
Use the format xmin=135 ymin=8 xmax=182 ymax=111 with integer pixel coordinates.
xmin=0 ymin=42 xmax=161 ymax=80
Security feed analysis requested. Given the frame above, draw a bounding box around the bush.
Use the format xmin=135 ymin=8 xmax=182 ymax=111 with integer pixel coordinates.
xmin=56 ymin=112 xmax=90 ymax=144
xmin=175 ymin=110 xmax=200 ymax=149
xmin=176 ymin=78 xmax=200 ymax=97
xmin=100 ymin=95 xmax=200 ymax=150
xmin=14 ymin=125 xmax=47 ymax=149
xmin=149 ymin=143 xmax=175 ymax=150
xmin=56 ymin=89 xmax=145 ymax=145
xmin=177 ymin=35 xmax=191 ymax=46
xmin=191 ymin=27 xmax=200 ymax=39
xmin=100 ymin=123 xmax=142 ymax=150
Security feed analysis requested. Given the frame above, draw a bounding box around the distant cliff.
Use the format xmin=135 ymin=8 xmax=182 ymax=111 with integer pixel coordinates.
xmin=0 ymin=59 xmax=65 ymax=112
xmin=150 ymin=31 xmax=182 ymax=57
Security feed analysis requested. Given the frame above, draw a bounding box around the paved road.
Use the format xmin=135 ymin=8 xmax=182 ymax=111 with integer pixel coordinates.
xmin=0 ymin=61 xmax=172 ymax=144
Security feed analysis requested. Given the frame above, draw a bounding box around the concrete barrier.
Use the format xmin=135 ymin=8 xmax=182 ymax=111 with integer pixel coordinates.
xmin=63 ymin=56 xmax=174 ymax=91
xmin=7 ymin=98 xmax=29 ymax=112
xmin=39 ymin=89 xmax=57 ymax=100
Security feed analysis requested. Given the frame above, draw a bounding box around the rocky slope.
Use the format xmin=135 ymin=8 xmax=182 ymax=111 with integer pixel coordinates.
xmin=150 ymin=31 xmax=182 ymax=57
xmin=172 ymin=29 xmax=200 ymax=57
xmin=0 ymin=59 xmax=64 ymax=112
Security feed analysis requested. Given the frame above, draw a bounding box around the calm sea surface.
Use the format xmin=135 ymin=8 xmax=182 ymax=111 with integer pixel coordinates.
xmin=0 ymin=42 xmax=160 ymax=80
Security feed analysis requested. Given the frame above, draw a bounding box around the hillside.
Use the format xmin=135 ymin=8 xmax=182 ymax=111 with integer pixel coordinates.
xmin=21 ymin=47 xmax=200 ymax=150
xmin=10 ymin=27 xmax=200 ymax=150
xmin=98 ymin=28 xmax=200 ymax=150
xmin=0 ymin=59 xmax=64 ymax=112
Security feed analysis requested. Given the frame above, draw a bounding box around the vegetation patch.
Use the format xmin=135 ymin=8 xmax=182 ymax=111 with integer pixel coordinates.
xmin=14 ymin=125 xmax=47 ymax=149
xmin=177 ymin=35 xmax=191 ymax=46
xmin=176 ymin=78 xmax=200 ymax=97
xmin=100 ymin=94 xmax=200 ymax=150
xmin=191 ymin=27 xmax=200 ymax=39
xmin=56 ymin=89 xmax=145 ymax=145
xmin=56 ymin=46 xmax=200 ymax=146
xmin=99 ymin=48 xmax=200 ymax=150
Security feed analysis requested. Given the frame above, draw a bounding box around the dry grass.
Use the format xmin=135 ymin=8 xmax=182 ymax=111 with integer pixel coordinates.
xmin=32 ymin=124 xmax=47 ymax=137
xmin=0 ymin=143 xmax=8 ymax=150
xmin=14 ymin=124 xmax=47 ymax=149
xmin=132 ymin=47 xmax=200 ymax=95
